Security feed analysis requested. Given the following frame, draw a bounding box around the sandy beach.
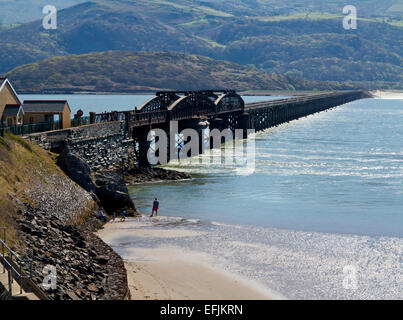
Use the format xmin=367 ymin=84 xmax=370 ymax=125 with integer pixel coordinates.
xmin=97 ymin=218 xmax=277 ymax=300
xmin=371 ymin=90 xmax=403 ymax=99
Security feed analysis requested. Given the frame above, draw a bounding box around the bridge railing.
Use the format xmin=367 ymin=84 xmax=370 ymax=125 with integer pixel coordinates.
xmin=95 ymin=111 xmax=127 ymax=123
xmin=245 ymin=91 xmax=365 ymax=111
xmin=128 ymin=110 xmax=169 ymax=125
xmin=94 ymin=110 xmax=170 ymax=126
xmin=93 ymin=91 xmax=368 ymax=127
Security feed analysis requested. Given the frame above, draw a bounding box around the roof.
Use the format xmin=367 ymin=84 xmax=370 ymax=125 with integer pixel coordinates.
xmin=2 ymin=104 xmax=23 ymax=117
xmin=0 ymin=78 xmax=21 ymax=105
xmin=22 ymin=100 xmax=70 ymax=113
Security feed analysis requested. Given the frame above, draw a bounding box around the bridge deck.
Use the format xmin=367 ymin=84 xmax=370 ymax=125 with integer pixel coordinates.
xmin=244 ymin=91 xmax=358 ymax=110
xmin=94 ymin=91 xmax=369 ymax=129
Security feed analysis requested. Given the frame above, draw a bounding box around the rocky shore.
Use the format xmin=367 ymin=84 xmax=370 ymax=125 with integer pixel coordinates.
xmin=123 ymin=166 xmax=192 ymax=184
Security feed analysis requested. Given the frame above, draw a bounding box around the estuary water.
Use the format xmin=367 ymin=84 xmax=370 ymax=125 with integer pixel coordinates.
xmin=22 ymin=94 xmax=402 ymax=299
xmin=124 ymin=97 xmax=402 ymax=299
xmin=132 ymin=98 xmax=403 ymax=238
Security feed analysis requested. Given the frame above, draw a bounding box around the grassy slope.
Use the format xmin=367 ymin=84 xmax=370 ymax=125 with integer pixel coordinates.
xmin=0 ymin=134 xmax=94 ymax=250
xmin=0 ymin=134 xmax=53 ymax=248
xmin=6 ymin=51 xmax=354 ymax=93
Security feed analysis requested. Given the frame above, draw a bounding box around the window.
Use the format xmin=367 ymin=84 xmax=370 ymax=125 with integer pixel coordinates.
xmin=44 ymin=114 xmax=54 ymax=123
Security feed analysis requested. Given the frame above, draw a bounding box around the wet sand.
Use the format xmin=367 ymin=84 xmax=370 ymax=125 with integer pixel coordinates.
xmin=97 ymin=218 xmax=277 ymax=300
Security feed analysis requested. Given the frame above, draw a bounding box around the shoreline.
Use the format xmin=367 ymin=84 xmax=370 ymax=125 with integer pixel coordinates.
xmin=97 ymin=218 xmax=281 ymax=300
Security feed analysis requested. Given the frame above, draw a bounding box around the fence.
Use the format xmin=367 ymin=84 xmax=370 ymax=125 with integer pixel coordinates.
xmin=0 ymin=121 xmax=62 ymax=136
xmin=0 ymin=117 xmax=91 ymax=136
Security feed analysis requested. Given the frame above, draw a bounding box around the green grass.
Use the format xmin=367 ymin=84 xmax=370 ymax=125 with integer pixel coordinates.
xmin=152 ymin=0 xmax=233 ymax=17
xmin=256 ymin=12 xmax=344 ymax=22
xmin=5 ymin=133 xmax=33 ymax=152
xmin=194 ymin=36 xmax=226 ymax=49
xmin=254 ymin=12 xmax=403 ymax=28
xmin=0 ymin=136 xmax=11 ymax=151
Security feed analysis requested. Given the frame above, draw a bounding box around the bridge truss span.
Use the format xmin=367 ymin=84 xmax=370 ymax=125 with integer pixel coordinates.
xmin=93 ymin=89 xmax=370 ymax=133
xmin=90 ymin=89 xmax=371 ymax=167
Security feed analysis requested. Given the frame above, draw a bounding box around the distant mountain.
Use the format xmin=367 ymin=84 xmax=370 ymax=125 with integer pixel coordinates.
xmin=6 ymin=51 xmax=354 ymax=93
xmin=0 ymin=0 xmax=402 ymax=88
xmin=1 ymin=0 xmax=402 ymax=24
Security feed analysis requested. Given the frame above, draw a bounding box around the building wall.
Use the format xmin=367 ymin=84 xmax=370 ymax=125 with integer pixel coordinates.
xmin=62 ymin=104 xmax=71 ymax=129
xmin=23 ymin=103 xmax=71 ymax=129
xmin=23 ymin=112 xmax=48 ymax=124
xmin=4 ymin=116 xmax=17 ymax=126
xmin=0 ymin=83 xmax=20 ymax=119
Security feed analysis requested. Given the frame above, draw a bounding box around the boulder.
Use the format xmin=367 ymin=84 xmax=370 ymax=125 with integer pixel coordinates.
xmin=95 ymin=171 xmax=137 ymax=216
xmin=57 ymin=148 xmax=97 ymax=198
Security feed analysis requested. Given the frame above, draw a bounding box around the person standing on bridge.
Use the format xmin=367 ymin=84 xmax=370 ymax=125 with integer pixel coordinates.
xmin=150 ymin=198 xmax=159 ymax=217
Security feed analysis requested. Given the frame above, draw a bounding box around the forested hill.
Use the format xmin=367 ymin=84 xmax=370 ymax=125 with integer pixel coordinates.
xmin=6 ymin=51 xmax=354 ymax=93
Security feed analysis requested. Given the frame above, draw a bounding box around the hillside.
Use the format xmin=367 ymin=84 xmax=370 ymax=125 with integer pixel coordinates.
xmin=7 ymin=51 xmax=354 ymax=93
xmin=0 ymin=0 xmax=402 ymax=88
xmin=1 ymin=0 xmax=402 ymax=24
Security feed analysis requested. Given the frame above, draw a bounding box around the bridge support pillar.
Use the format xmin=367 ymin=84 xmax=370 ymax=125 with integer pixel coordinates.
xmin=178 ymin=118 xmax=209 ymax=156
xmin=196 ymin=120 xmax=209 ymax=155
xmin=238 ymin=113 xmax=251 ymax=139
xmin=209 ymin=118 xmax=224 ymax=149
xmin=137 ymin=130 xmax=151 ymax=168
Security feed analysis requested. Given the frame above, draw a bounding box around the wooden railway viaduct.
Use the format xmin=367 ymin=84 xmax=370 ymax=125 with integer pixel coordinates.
xmin=92 ymin=90 xmax=371 ymax=167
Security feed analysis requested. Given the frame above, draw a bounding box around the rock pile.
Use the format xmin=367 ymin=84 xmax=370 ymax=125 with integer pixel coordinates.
xmin=17 ymin=205 xmax=128 ymax=300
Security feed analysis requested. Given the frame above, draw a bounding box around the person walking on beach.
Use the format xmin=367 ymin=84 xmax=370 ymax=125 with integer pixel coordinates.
xmin=98 ymin=210 xmax=107 ymax=222
xmin=121 ymin=210 xmax=126 ymax=222
xmin=150 ymin=198 xmax=159 ymax=217
xmin=112 ymin=212 xmax=116 ymax=222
